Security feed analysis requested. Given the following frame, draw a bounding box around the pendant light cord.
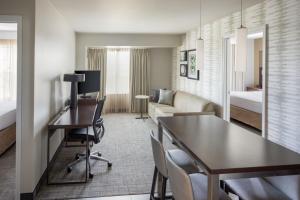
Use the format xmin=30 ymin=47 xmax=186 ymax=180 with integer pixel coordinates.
xmin=199 ymin=0 xmax=202 ymax=39
xmin=240 ymin=0 xmax=243 ymax=28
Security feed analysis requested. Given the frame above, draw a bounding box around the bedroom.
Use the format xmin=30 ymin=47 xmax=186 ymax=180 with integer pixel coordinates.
xmin=0 ymin=22 xmax=18 ymax=198
xmin=225 ymin=30 xmax=265 ymax=133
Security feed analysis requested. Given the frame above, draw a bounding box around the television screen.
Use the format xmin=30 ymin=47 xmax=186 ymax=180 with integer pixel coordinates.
xmin=75 ymin=70 xmax=100 ymax=94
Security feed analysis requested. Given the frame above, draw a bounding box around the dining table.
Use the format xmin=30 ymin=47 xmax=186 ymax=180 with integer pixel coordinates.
xmin=157 ymin=115 xmax=300 ymax=200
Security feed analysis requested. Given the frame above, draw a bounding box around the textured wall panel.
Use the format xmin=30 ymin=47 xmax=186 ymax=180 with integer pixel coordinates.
xmin=173 ymin=0 xmax=300 ymax=153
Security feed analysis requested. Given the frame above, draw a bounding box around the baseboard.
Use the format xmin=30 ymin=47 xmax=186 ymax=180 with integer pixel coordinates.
xmin=20 ymin=139 xmax=65 ymax=200
xmin=20 ymin=193 xmax=34 ymax=200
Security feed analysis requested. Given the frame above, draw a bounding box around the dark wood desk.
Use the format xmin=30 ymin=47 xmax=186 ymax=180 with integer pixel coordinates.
xmin=47 ymin=101 xmax=96 ymax=185
xmin=158 ymin=115 xmax=300 ymax=200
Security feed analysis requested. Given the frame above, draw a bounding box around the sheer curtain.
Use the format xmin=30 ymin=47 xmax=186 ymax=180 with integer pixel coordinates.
xmin=230 ymin=44 xmax=245 ymax=91
xmin=0 ymin=39 xmax=17 ymax=101
xmin=105 ymin=48 xmax=130 ymax=113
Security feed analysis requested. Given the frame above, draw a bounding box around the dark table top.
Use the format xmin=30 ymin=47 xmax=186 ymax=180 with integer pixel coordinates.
xmin=158 ymin=115 xmax=300 ymax=174
xmin=48 ymin=103 xmax=96 ymax=129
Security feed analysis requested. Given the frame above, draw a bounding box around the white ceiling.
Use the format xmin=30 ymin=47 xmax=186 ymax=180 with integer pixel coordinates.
xmin=51 ymin=0 xmax=263 ymax=34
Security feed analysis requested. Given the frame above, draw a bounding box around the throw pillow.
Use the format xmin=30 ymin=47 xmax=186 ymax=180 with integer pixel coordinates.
xmin=158 ymin=89 xmax=174 ymax=106
xmin=151 ymin=89 xmax=160 ymax=103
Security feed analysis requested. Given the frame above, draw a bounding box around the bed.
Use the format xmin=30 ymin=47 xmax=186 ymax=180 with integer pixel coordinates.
xmin=0 ymin=100 xmax=16 ymax=156
xmin=230 ymin=91 xmax=262 ymax=130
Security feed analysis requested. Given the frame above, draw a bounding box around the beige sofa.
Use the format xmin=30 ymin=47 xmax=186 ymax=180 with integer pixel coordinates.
xmin=148 ymin=91 xmax=215 ymax=123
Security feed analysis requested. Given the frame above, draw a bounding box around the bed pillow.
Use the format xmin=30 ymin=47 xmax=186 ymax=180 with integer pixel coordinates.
xmin=158 ymin=89 xmax=174 ymax=106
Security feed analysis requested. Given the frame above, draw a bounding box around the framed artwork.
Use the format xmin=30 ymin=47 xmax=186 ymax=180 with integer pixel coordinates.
xmin=180 ymin=51 xmax=187 ymax=62
xmin=187 ymin=49 xmax=199 ymax=80
xmin=180 ymin=64 xmax=187 ymax=77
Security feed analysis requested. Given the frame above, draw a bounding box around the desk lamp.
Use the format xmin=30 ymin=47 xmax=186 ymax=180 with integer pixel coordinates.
xmin=63 ymin=73 xmax=85 ymax=109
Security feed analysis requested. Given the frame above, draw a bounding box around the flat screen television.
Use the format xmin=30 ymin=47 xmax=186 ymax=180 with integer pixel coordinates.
xmin=75 ymin=70 xmax=100 ymax=97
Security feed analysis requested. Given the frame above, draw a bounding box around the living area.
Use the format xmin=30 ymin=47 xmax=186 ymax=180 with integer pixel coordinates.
xmin=34 ymin=0 xmax=224 ymax=198
xmin=1 ymin=0 xmax=300 ymax=199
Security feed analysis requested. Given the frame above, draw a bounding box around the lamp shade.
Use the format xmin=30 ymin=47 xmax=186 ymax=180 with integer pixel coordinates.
xmin=196 ymin=38 xmax=204 ymax=70
xmin=63 ymin=73 xmax=85 ymax=82
xmin=235 ymin=27 xmax=248 ymax=72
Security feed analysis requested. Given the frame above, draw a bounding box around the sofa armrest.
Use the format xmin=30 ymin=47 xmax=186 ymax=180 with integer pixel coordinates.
xmin=173 ymin=111 xmax=215 ymax=116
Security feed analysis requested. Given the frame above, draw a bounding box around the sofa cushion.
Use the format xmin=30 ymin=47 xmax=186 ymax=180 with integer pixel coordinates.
xmin=158 ymin=89 xmax=174 ymax=105
xmin=155 ymin=106 xmax=179 ymax=117
xmin=265 ymin=175 xmax=300 ymax=200
xmin=173 ymin=91 xmax=214 ymax=112
xmin=149 ymin=102 xmax=170 ymax=109
xmin=150 ymin=89 xmax=160 ymax=102
xmin=148 ymin=102 xmax=171 ymax=123
xmin=225 ymin=178 xmax=290 ymax=200
xmin=156 ymin=106 xmax=179 ymax=113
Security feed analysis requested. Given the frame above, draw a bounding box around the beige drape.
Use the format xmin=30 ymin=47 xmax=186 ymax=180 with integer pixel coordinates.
xmin=87 ymin=48 xmax=107 ymax=98
xmin=129 ymin=49 xmax=150 ymax=113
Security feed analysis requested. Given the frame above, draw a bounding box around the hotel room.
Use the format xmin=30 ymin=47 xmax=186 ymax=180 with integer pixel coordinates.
xmin=0 ymin=0 xmax=300 ymax=200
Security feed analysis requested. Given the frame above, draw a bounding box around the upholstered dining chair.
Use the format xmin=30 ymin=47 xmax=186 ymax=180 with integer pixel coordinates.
xmin=165 ymin=150 xmax=230 ymax=200
xmin=223 ymin=177 xmax=292 ymax=200
xmin=150 ymin=131 xmax=199 ymax=200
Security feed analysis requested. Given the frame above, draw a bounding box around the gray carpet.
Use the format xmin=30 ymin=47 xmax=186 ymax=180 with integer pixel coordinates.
xmin=0 ymin=145 xmax=15 ymax=200
xmin=37 ymin=114 xmax=174 ymax=200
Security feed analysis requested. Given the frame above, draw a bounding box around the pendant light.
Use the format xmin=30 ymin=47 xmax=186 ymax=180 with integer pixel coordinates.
xmin=196 ymin=0 xmax=204 ymax=70
xmin=235 ymin=0 xmax=247 ymax=72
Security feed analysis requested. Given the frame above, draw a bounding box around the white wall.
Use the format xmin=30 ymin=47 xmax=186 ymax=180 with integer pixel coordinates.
xmin=0 ymin=0 xmax=35 ymax=195
xmin=34 ymin=0 xmax=75 ymax=192
xmin=150 ymin=48 xmax=173 ymax=90
xmin=76 ymin=33 xmax=182 ymax=68
xmin=173 ymin=0 xmax=300 ymax=153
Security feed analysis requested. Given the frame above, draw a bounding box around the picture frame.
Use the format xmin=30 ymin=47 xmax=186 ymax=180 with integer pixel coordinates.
xmin=180 ymin=50 xmax=187 ymax=62
xmin=187 ymin=49 xmax=199 ymax=80
xmin=180 ymin=64 xmax=187 ymax=77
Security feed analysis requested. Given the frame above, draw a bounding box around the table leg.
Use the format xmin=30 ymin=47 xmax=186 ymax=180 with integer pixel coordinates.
xmin=140 ymin=99 xmax=143 ymax=118
xmin=157 ymin=122 xmax=164 ymax=198
xmin=136 ymin=99 xmax=148 ymax=119
xmin=85 ymin=127 xmax=89 ymax=182
xmin=208 ymin=174 xmax=219 ymax=200
xmin=47 ymin=130 xmax=51 ymax=184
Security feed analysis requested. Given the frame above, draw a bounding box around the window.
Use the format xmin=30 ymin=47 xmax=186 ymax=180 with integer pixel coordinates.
xmin=0 ymin=39 xmax=17 ymax=100
xmin=106 ymin=49 xmax=130 ymax=94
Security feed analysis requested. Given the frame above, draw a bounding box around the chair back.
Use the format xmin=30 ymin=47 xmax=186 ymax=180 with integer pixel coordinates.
xmin=165 ymin=150 xmax=194 ymax=200
xmin=92 ymin=96 xmax=106 ymax=144
xmin=150 ymin=131 xmax=168 ymax=177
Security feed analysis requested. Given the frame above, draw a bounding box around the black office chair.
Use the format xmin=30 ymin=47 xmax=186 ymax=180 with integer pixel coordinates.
xmin=66 ymin=96 xmax=112 ymax=178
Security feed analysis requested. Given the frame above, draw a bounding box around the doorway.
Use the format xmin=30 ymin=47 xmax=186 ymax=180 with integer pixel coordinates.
xmin=0 ymin=16 xmax=22 ymax=200
xmin=223 ymin=25 xmax=269 ymax=137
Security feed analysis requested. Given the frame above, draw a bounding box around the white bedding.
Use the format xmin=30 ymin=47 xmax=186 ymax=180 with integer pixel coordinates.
xmin=0 ymin=100 xmax=16 ymax=131
xmin=230 ymin=91 xmax=262 ymax=114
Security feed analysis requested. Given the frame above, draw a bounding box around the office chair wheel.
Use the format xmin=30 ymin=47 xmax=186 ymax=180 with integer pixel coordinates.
xmin=97 ymin=152 xmax=102 ymax=157
xmin=67 ymin=167 xmax=72 ymax=173
xmin=89 ymin=173 xmax=94 ymax=179
xmin=108 ymin=162 xmax=112 ymax=168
